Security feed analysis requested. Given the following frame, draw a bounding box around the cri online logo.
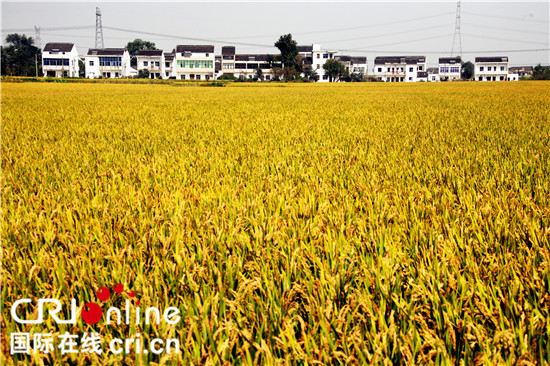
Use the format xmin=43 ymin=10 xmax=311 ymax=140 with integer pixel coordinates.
xmin=82 ymin=284 xmax=140 ymax=325
xmin=11 ymin=284 xmax=141 ymax=325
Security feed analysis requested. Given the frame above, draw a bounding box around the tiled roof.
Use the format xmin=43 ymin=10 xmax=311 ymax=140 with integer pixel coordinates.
xmin=235 ymin=54 xmax=271 ymax=62
xmin=351 ymin=56 xmax=367 ymax=64
xmin=87 ymin=48 xmax=126 ymax=56
xmin=176 ymin=45 xmax=215 ymax=53
xmin=439 ymin=57 xmax=461 ymax=64
xmin=44 ymin=43 xmax=75 ymax=52
xmin=137 ymin=50 xmax=163 ymax=56
xmin=475 ymin=57 xmax=508 ymax=63
xmin=374 ymin=56 xmax=426 ymax=65
xmin=222 ymin=46 xmax=235 ymax=55
xmin=297 ymin=45 xmax=313 ymax=53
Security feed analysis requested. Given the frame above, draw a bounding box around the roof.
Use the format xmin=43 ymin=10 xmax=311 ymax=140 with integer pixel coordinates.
xmin=44 ymin=42 xmax=75 ymax=52
xmin=222 ymin=46 xmax=235 ymax=55
xmin=417 ymin=71 xmax=428 ymax=77
xmin=235 ymin=54 xmax=272 ymax=62
xmin=374 ymin=56 xmax=426 ymax=65
xmin=439 ymin=57 xmax=461 ymax=64
xmin=351 ymin=56 xmax=367 ymax=64
xmin=509 ymin=66 xmax=533 ymax=72
xmin=297 ymin=45 xmax=313 ymax=53
xmin=176 ymin=45 xmax=215 ymax=53
xmin=87 ymin=48 xmax=126 ymax=56
xmin=137 ymin=50 xmax=163 ymax=56
xmin=427 ymin=67 xmax=439 ymax=74
xmin=336 ymin=55 xmax=352 ymax=62
xmin=164 ymin=53 xmax=174 ymax=61
xmin=475 ymin=57 xmax=508 ymax=63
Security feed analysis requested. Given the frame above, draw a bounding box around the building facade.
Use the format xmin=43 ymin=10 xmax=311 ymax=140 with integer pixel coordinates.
xmin=42 ymin=43 xmax=80 ymax=78
xmin=474 ymin=57 xmax=509 ymax=81
xmin=85 ymin=48 xmax=132 ymax=79
xmin=137 ymin=50 xmax=164 ymax=79
xmin=439 ymin=57 xmax=461 ymax=81
xmin=174 ymin=45 xmax=215 ymax=80
xmin=373 ymin=56 xmax=427 ymax=82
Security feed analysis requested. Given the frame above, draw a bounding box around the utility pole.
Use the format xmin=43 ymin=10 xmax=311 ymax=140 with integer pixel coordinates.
xmin=451 ymin=0 xmax=463 ymax=57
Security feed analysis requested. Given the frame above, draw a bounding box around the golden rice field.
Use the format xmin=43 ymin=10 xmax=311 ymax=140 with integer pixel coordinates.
xmin=1 ymin=81 xmax=549 ymax=365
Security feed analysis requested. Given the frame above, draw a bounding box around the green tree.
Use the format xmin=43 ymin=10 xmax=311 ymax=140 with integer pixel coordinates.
xmin=125 ymin=39 xmax=157 ymax=67
xmin=1 ymin=33 xmax=41 ymax=76
xmin=533 ymin=64 xmax=550 ymax=80
xmin=255 ymin=67 xmax=263 ymax=81
xmin=79 ymin=59 xmax=85 ymax=78
xmin=461 ymin=61 xmax=474 ymax=80
xmin=303 ymin=65 xmax=319 ymax=82
xmin=138 ymin=69 xmax=150 ymax=79
xmin=274 ymin=34 xmax=298 ymax=71
xmin=323 ymin=59 xmax=346 ymax=82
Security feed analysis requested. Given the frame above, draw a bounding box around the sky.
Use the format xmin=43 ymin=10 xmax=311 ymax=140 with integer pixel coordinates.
xmin=1 ymin=1 xmax=548 ymax=68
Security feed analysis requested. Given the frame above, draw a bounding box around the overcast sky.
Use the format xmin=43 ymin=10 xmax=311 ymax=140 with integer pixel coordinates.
xmin=2 ymin=1 xmax=548 ymax=67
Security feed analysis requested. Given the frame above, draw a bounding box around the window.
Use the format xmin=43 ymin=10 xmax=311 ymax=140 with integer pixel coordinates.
xmin=183 ymin=52 xmax=191 ymax=57
xmin=317 ymin=65 xmax=320 ymax=69
xmin=500 ymin=76 xmax=504 ymax=81
xmin=181 ymin=75 xmax=185 ymax=79
xmin=115 ymin=72 xmax=119 ymax=78
xmin=488 ymin=66 xmax=492 ymax=71
xmin=205 ymin=53 xmax=209 ymax=57
xmin=223 ymin=55 xmax=233 ymax=60
xmin=408 ymin=77 xmax=412 ymax=81
xmin=223 ymin=63 xmax=233 ymax=69
xmin=501 ymin=66 xmax=505 ymax=71
xmin=377 ymin=67 xmax=382 ymax=72
xmin=418 ymin=66 xmax=423 ymax=71
xmin=265 ymin=75 xmax=270 ymax=80
xmin=177 ymin=60 xmax=214 ymax=69
xmin=479 ymin=67 xmax=484 ymax=71
xmin=323 ymin=54 xmax=328 ymax=59
xmin=235 ymin=63 xmax=246 ymax=69
xmin=165 ymin=62 xmax=170 ymax=68
xmin=248 ymin=56 xmax=255 ymax=62
xmin=317 ymin=54 xmax=320 ymax=59
xmin=196 ymin=75 xmax=200 ymax=80
xmin=43 ymin=58 xmax=70 ymax=66
xmin=323 ymin=75 xmax=328 ymax=80
xmin=409 ymin=67 xmax=413 ymax=72
xmin=166 ymin=72 xmax=169 ymax=77
xmin=89 ymin=61 xmax=94 ymax=66
xmin=205 ymin=75 xmax=210 ymax=80
xmin=99 ymin=57 xmax=121 ymax=67
xmin=155 ymin=61 xmax=160 ymax=67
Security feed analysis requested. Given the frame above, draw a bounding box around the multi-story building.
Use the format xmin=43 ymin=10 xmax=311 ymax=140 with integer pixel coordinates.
xmin=164 ymin=51 xmax=175 ymax=78
xmin=311 ymin=44 xmax=338 ymax=82
xmin=218 ymin=46 xmax=281 ymax=80
xmin=174 ymin=45 xmax=215 ymax=80
xmin=474 ymin=56 xmax=509 ymax=81
xmin=85 ymin=48 xmax=132 ymax=79
xmin=42 ymin=42 xmax=80 ymax=78
xmin=438 ymin=57 xmax=461 ymax=81
xmin=335 ymin=56 xmax=368 ymax=76
xmin=372 ymin=56 xmax=427 ymax=82
xmin=137 ymin=50 xmax=164 ymax=79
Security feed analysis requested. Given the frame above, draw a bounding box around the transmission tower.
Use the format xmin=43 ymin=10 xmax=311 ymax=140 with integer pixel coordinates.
xmin=451 ymin=0 xmax=462 ymax=57
xmin=95 ymin=7 xmax=104 ymax=49
xmin=34 ymin=26 xmax=41 ymax=49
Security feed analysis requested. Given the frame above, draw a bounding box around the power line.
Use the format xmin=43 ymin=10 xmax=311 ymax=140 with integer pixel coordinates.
xmin=320 ymin=24 xmax=451 ymax=45
xmin=462 ymin=22 xmax=547 ymax=35
xmin=462 ymin=11 xmax=548 ymax=24
xmin=462 ymin=33 xmax=548 ymax=46
xmin=337 ymin=48 xmax=549 ymax=55
xmin=2 ymin=25 xmax=95 ymax=32
xmin=103 ymin=26 xmax=275 ymax=48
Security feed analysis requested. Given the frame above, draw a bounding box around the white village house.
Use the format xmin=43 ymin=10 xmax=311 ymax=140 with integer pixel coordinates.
xmin=372 ymin=56 xmax=427 ymax=82
xmin=42 ymin=42 xmax=80 ymax=78
xmin=174 ymin=45 xmax=215 ymax=80
xmin=85 ymin=48 xmax=133 ymax=79
xmin=438 ymin=57 xmax=461 ymax=81
xmin=136 ymin=49 xmax=165 ymax=79
xmin=474 ymin=56 xmax=509 ymax=81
